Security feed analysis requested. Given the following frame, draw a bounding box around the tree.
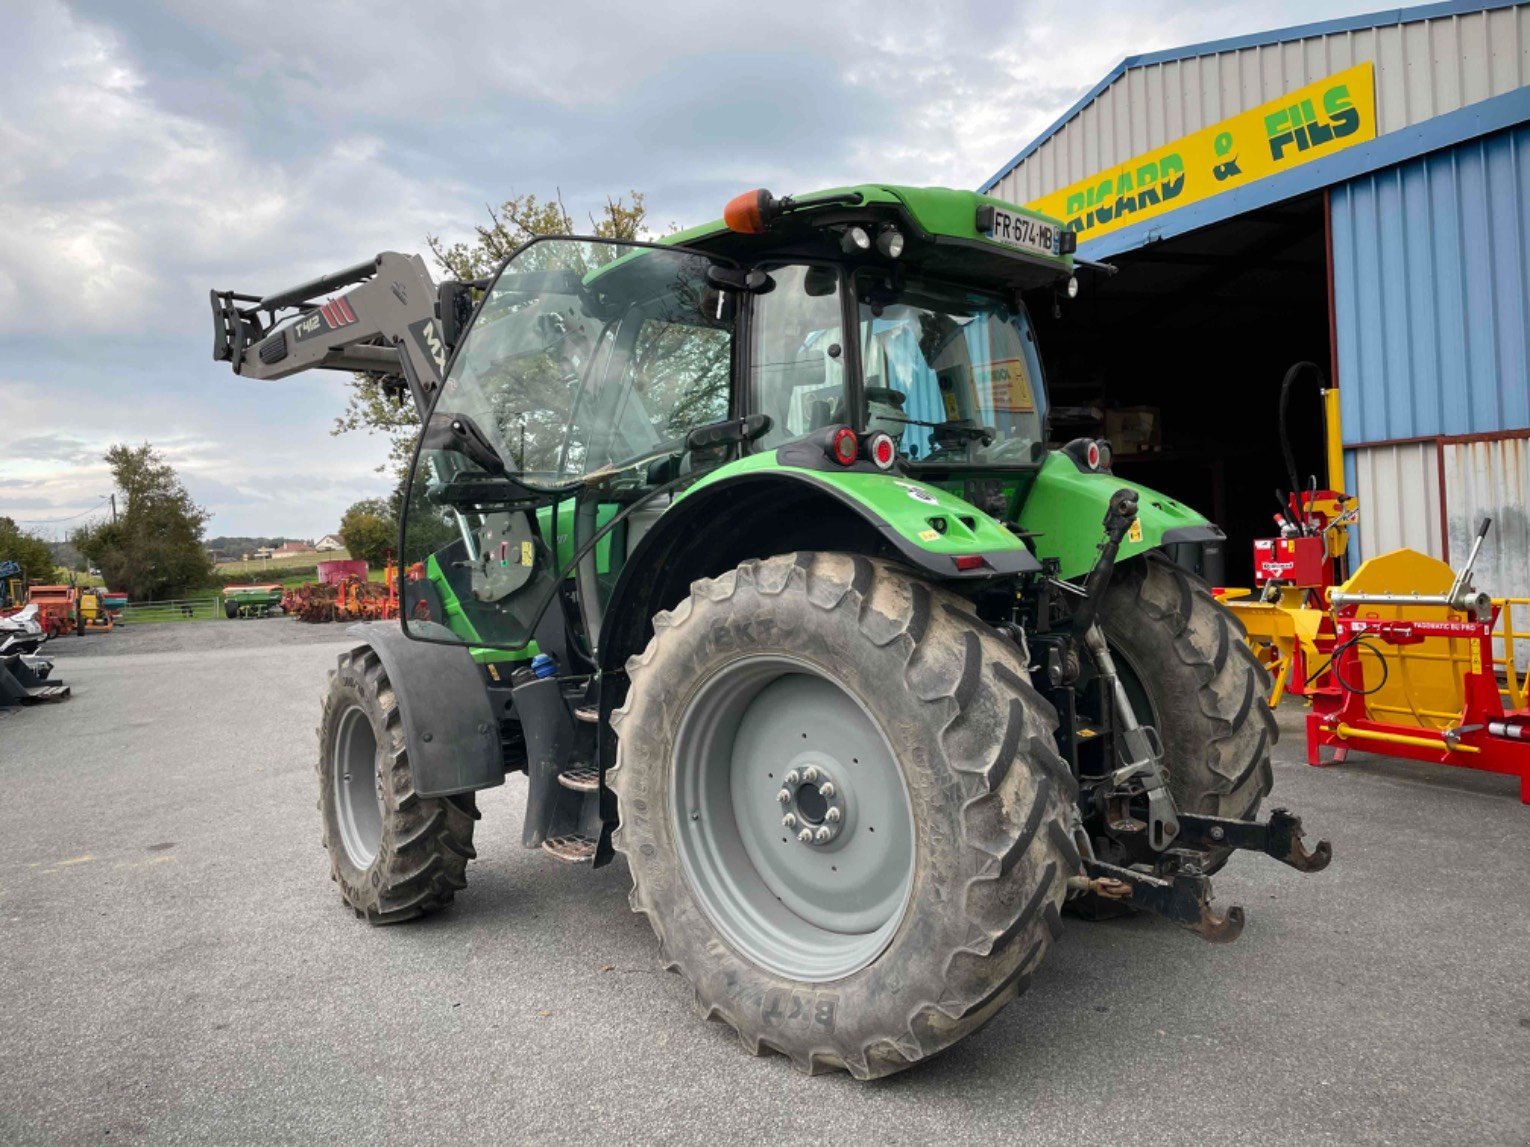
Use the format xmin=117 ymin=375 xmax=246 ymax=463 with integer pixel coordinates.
xmin=0 ymin=517 xmax=58 ymax=585
xmin=74 ymin=444 xmax=214 ymax=600
xmin=339 ymin=499 xmax=396 ymax=568
xmin=333 ymin=190 xmax=667 ymax=478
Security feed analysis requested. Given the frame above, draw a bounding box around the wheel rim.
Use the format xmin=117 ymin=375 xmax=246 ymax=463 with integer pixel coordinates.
xmin=671 ymin=655 xmax=915 ymax=982
xmin=333 ymin=704 xmax=384 ymax=869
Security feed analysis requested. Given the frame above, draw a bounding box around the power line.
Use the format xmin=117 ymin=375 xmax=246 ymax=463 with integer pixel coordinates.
xmin=11 ymin=497 xmax=113 ymax=525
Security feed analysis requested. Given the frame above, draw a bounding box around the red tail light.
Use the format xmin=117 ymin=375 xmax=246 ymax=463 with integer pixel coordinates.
xmin=954 ymin=555 xmax=985 ymax=572
xmin=866 ymin=431 xmax=897 ymax=470
xmin=830 ymin=426 xmax=859 ymax=466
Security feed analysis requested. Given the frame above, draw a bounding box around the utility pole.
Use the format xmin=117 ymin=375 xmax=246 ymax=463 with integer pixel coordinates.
xmin=101 ymin=494 xmax=117 ymax=524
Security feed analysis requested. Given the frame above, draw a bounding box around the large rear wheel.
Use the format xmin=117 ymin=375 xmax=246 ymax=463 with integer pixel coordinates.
xmin=611 ymin=552 xmax=1079 ymax=1079
xmin=1095 ymin=556 xmax=1277 ymax=870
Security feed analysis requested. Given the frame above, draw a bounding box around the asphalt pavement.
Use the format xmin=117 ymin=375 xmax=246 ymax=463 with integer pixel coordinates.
xmin=2 ymin=620 xmax=1527 ymax=1145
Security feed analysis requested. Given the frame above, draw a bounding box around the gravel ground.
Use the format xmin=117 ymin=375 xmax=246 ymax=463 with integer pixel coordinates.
xmin=2 ymin=621 xmax=1528 ymax=1145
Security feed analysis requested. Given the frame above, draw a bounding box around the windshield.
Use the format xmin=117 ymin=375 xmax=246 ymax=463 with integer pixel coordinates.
xmin=433 ymin=239 xmax=729 ymax=488
xmin=856 ymin=271 xmax=1047 ymax=466
xmin=400 ymin=238 xmax=731 ymax=650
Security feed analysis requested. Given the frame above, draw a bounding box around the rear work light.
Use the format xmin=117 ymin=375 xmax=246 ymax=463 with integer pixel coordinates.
xmin=865 ymin=431 xmax=897 ymax=470
xmin=830 ymin=426 xmax=859 ymax=466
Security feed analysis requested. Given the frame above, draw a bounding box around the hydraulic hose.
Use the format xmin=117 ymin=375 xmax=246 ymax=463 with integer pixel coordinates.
xmin=1278 ymin=361 xmax=1326 ymax=532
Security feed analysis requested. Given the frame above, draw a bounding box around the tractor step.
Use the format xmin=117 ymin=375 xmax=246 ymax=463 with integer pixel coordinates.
xmin=25 ymin=685 xmax=71 ymax=704
xmin=541 ymin=834 xmax=597 ymax=862
xmin=556 ymin=764 xmax=600 ymax=792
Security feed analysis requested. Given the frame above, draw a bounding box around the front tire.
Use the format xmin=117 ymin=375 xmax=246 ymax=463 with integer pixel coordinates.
xmin=318 ymin=645 xmax=477 ymax=923
xmin=611 ymin=553 xmax=1079 ymax=1079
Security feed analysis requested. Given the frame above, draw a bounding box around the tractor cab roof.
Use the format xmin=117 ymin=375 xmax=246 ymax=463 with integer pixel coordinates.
xmin=665 ymin=183 xmax=1074 ymax=295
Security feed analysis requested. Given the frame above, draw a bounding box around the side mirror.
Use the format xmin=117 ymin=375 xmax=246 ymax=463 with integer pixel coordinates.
xmin=706 ymin=265 xmax=775 ymax=295
xmin=436 ymin=281 xmax=475 ymax=351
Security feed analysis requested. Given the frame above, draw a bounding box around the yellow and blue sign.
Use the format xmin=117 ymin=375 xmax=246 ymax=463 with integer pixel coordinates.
xmin=1027 ymin=63 xmax=1376 ymax=241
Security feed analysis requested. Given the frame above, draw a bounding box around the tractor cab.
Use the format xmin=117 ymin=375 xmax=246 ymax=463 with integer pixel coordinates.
xmin=398 ymin=185 xmax=1079 ymax=658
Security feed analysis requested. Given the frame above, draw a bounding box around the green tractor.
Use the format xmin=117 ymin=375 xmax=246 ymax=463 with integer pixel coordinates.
xmin=212 ymin=183 xmax=1329 ymax=1078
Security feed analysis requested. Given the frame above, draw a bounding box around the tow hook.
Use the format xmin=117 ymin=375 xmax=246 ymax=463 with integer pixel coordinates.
xmin=1175 ymin=808 xmax=1332 ymax=873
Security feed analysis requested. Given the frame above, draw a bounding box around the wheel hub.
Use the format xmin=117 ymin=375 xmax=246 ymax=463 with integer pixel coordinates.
xmin=777 ymin=763 xmax=846 ymax=846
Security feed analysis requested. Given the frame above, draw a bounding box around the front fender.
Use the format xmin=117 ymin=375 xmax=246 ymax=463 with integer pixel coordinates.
xmin=347 ymin=621 xmax=503 ymax=797
xmin=1017 ymin=451 xmax=1222 ymax=579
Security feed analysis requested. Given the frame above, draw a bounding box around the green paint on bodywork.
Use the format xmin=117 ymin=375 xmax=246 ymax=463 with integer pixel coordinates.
xmin=537 ymin=500 xmax=618 ymax=572
xmin=1016 ymin=452 xmax=1213 ymax=579
xmin=665 ymin=184 xmax=1073 ymax=271
xmin=682 ymin=451 xmax=1028 ymax=559
xmin=424 ymin=553 xmax=537 ymax=663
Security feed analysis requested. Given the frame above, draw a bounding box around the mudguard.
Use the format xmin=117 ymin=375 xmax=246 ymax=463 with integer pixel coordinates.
xmin=681 ymin=453 xmax=1041 ymax=578
xmin=347 ymin=621 xmax=504 ymax=797
xmin=1017 ymin=451 xmax=1223 ymax=579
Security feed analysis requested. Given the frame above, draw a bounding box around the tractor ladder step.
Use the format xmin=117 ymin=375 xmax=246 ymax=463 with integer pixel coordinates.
xmin=25 ymin=685 xmax=71 ymax=704
xmin=541 ymin=834 xmax=597 ymax=863
xmin=556 ymin=765 xmax=600 ymax=792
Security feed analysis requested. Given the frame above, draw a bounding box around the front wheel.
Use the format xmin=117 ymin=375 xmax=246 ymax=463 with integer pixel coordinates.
xmin=611 ymin=553 xmax=1079 ymax=1079
xmin=318 ymin=645 xmax=477 ymax=923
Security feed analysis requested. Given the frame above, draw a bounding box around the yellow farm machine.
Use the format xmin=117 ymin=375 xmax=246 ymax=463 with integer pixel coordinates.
xmin=1218 ymin=364 xmax=1529 ymax=803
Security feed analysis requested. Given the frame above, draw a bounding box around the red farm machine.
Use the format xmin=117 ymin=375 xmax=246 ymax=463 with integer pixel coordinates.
xmin=1218 ymin=364 xmax=1529 ymax=803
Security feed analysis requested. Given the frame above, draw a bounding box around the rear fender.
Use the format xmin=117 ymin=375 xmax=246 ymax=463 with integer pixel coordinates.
xmin=1017 ymin=451 xmax=1223 ymax=579
xmin=347 ymin=621 xmax=504 ymax=797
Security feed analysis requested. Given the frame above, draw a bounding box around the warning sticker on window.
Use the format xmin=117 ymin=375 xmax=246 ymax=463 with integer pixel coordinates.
xmin=975 ymin=358 xmax=1035 ymax=413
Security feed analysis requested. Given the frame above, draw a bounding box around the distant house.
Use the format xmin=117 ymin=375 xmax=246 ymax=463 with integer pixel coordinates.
xmin=315 ymin=534 xmax=344 ymax=552
xmin=272 ymin=541 xmax=315 ymax=557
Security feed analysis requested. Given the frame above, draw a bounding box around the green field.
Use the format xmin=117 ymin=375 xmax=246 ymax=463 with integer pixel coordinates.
xmin=214 ymin=549 xmax=354 ymax=576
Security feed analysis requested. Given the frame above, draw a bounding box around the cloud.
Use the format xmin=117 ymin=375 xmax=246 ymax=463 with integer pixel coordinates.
xmin=2 ymin=0 xmax=1384 ymax=536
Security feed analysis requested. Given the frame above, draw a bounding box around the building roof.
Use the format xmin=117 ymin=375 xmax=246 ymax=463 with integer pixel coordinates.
xmin=980 ymin=0 xmax=1524 ymax=193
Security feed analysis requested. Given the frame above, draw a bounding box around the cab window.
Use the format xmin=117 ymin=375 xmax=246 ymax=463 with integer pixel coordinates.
xmin=749 ymin=265 xmax=846 ymax=451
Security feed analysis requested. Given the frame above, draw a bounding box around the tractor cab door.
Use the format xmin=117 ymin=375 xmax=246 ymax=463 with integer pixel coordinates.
xmin=399 ymin=237 xmax=733 ymax=656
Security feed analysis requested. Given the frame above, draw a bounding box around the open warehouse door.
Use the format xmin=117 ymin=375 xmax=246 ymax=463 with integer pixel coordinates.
xmin=1026 ymin=191 xmax=1336 ymax=586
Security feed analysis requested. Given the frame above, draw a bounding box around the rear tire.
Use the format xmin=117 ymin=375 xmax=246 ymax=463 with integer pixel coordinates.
xmin=611 ymin=552 xmax=1079 ymax=1079
xmin=224 ymin=601 xmax=239 ymax=620
xmin=318 ymin=645 xmax=477 ymax=923
xmin=1097 ymin=556 xmax=1277 ymax=870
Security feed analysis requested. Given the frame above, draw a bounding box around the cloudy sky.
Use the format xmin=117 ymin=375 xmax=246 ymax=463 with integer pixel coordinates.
xmin=2 ymin=0 xmax=1384 ymax=540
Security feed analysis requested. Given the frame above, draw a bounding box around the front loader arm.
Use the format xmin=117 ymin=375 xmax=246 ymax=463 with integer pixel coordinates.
xmin=210 ymin=251 xmax=461 ymax=412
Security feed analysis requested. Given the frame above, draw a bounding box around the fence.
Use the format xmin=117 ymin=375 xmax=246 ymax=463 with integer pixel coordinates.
xmin=119 ymin=596 xmax=221 ymax=623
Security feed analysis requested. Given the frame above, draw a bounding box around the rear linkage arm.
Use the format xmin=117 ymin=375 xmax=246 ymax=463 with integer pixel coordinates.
xmin=1054 ymin=491 xmax=1332 ymax=943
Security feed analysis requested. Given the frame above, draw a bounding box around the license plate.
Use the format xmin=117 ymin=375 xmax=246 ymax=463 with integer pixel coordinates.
xmin=982 ymin=207 xmax=1058 ymax=258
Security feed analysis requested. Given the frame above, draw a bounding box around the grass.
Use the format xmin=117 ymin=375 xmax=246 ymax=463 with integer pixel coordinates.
xmin=214 ymin=549 xmax=353 ymax=576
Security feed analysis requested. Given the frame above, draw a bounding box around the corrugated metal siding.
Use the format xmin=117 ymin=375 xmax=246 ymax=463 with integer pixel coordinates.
xmin=1443 ymin=431 xmax=1530 ymax=583
xmin=1349 ymin=441 xmax=1446 ymax=559
xmin=1330 ymin=124 xmax=1530 ymax=443
xmin=991 ymin=3 xmax=1530 ymax=206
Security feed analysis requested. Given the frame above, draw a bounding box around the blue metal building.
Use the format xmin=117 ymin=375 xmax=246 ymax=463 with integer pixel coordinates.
xmin=981 ymin=1 xmax=1529 ymax=595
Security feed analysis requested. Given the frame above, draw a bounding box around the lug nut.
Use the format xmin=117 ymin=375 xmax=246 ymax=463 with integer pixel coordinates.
xmin=784 ymin=770 xmax=800 ymax=786
xmin=782 ymin=813 xmax=797 ymax=829
xmin=819 ymin=782 xmax=835 ymax=799
xmin=801 ymin=766 xmax=819 ymax=784
xmin=825 ymin=807 xmax=841 ymax=823
xmin=814 ymin=827 xmax=831 ymax=844
xmin=798 ymin=828 xmax=814 ymax=844
xmin=776 ymin=788 xmax=792 ymax=803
